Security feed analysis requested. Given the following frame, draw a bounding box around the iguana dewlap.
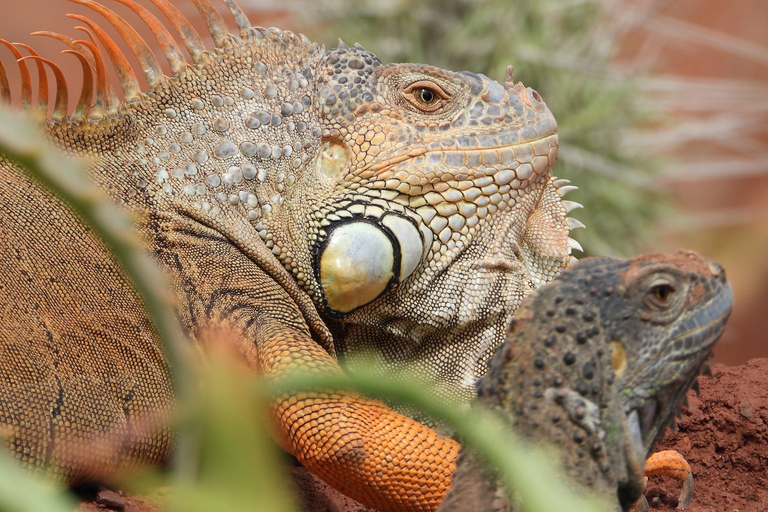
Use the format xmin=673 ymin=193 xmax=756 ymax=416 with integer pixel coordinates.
xmin=439 ymin=250 xmax=733 ymax=512
xmin=0 ymin=1 xmax=578 ymax=510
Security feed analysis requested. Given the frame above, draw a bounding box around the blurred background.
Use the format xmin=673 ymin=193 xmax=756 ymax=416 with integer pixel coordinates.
xmin=1 ymin=0 xmax=765 ymax=366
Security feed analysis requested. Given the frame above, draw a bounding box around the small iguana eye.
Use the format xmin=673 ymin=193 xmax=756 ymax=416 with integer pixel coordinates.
xmin=646 ymin=279 xmax=677 ymax=309
xmin=402 ymin=80 xmax=449 ymax=112
xmin=418 ymin=88 xmax=435 ymax=104
xmin=652 ymin=284 xmax=674 ymax=302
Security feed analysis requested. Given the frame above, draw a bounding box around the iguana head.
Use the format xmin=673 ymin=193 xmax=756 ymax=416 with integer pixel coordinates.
xmin=265 ymin=44 xmax=580 ymax=403
xmin=605 ymin=251 xmax=732 ymax=451
xmin=467 ymin=251 xmax=732 ymax=511
xmin=543 ymin=251 xmax=732 ymax=508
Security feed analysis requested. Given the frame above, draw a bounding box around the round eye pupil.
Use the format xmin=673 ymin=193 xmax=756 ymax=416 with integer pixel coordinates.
xmin=419 ymin=88 xmax=435 ymax=104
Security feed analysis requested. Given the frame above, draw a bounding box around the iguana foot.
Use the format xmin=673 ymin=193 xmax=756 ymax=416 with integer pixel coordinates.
xmin=643 ymin=450 xmax=694 ymax=510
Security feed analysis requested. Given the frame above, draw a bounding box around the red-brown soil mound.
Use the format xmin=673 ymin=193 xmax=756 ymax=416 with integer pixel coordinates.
xmin=647 ymin=359 xmax=768 ymax=511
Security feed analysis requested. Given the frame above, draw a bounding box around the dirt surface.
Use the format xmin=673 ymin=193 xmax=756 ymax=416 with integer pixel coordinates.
xmin=76 ymin=359 xmax=768 ymax=512
xmin=644 ymin=359 xmax=768 ymax=512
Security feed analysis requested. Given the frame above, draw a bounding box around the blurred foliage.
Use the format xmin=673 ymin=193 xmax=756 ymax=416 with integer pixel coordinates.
xmin=300 ymin=0 xmax=672 ymax=257
xmin=0 ymin=452 xmax=76 ymax=512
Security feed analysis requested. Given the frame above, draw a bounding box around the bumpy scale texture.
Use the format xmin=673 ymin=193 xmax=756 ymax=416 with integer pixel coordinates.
xmin=438 ymin=250 xmax=733 ymax=512
xmin=0 ymin=0 xmax=581 ymax=510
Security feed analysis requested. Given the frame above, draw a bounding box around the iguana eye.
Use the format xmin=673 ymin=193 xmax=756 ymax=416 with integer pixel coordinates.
xmin=652 ymin=284 xmax=674 ymax=302
xmin=645 ymin=278 xmax=677 ymax=309
xmin=402 ymin=80 xmax=449 ymax=112
xmin=418 ymin=88 xmax=435 ymax=104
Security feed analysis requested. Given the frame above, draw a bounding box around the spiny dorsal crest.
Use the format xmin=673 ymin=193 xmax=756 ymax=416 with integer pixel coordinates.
xmin=0 ymin=0 xmax=320 ymax=123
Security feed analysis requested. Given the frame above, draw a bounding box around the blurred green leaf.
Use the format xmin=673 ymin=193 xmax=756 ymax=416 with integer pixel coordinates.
xmin=169 ymin=349 xmax=298 ymax=512
xmin=0 ymin=453 xmax=76 ymax=512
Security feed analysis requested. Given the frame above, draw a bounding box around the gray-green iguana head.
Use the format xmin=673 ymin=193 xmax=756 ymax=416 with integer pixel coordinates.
xmin=263 ymin=44 xmax=579 ymax=405
xmin=446 ymin=250 xmax=733 ymax=512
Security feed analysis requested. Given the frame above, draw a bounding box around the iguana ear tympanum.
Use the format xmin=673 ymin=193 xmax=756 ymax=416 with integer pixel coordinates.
xmin=0 ymin=1 xmax=577 ymax=510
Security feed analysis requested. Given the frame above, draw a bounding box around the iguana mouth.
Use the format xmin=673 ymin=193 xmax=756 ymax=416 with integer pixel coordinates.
xmin=627 ymin=400 xmax=658 ymax=462
xmin=364 ymin=133 xmax=559 ymax=177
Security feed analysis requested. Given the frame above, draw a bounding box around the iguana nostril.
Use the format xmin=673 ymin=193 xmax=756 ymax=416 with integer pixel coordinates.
xmin=523 ymin=87 xmax=547 ymax=111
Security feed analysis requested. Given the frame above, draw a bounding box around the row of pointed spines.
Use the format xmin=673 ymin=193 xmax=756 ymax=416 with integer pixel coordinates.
xmin=552 ymin=177 xmax=586 ymax=264
xmin=0 ymin=0 xmax=320 ymax=124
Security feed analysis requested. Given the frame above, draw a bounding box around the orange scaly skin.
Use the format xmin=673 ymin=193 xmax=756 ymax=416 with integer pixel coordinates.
xmin=0 ymin=0 xmax=575 ymax=511
xmin=257 ymin=321 xmax=459 ymax=511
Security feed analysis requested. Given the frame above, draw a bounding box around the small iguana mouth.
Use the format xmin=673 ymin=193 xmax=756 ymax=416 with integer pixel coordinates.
xmin=620 ymin=403 xmax=660 ymax=510
xmin=627 ymin=398 xmax=659 ymax=461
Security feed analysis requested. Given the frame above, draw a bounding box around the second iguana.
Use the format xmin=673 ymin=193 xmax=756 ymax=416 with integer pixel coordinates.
xmin=439 ymin=250 xmax=733 ymax=512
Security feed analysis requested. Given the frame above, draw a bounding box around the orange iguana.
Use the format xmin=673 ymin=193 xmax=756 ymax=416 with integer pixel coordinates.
xmin=0 ymin=1 xmax=687 ymax=510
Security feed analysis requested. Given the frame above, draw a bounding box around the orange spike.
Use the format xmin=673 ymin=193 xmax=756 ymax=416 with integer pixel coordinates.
xmin=14 ymin=44 xmax=49 ymax=115
xmin=18 ymin=56 xmax=68 ymax=121
xmin=221 ymin=0 xmax=251 ymax=37
xmin=0 ymin=59 xmax=10 ymax=104
xmin=146 ymin=0 xmax=206 ymax=62
xmin=109 ymin=0 xmax=186 ymax=73
xmin=0 ymin=39 xmax=32 ymax=110
xmin=62 ymin=50 xmax=94 ymax=121
xmin=74 ymin=26 xmax=120 ymax=115
xmin=31 ymin=31 xmax=99 ymax=74
xmin=66 ymin=14 xmax=140 ymax=100
xmin=68 ymin=0 xmax=163 ymax=87
xmin=31 ymin=31 xmax=77 ymax=49
xmin=32 ymin=31 xmax=100 ymax=113
xmin=72 ymin=40 xmax=107 ymax=119
xmin=189 ymin=0 xmax=230 ymax=47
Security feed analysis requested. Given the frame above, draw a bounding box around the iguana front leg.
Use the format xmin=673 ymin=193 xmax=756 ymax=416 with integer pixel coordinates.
xmin=151 ymin=211 xmax=457 ymax=512
xmin=258 ymin=320 xmax=459 ymax=512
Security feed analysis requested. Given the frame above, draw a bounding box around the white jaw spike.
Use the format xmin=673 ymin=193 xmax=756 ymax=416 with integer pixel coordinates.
xmin=562 ymin=200 xmax=583 ymax=213
xmin=557 ymin=185 xmax=578 ymax=197
xmin=627 ymin=410 xmax=645 ymax=461
xmin=565 ymin=217 xmax=586 ymax=230
xmin=567 ymin=237 xmax=584 ymax=253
